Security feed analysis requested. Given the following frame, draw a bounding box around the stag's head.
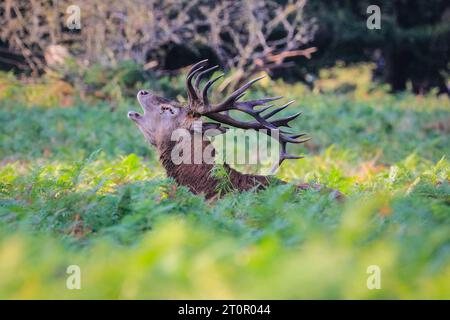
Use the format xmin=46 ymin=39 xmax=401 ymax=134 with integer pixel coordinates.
xmin=128 ymin=89 xmax=189 ymax=147
xmin=128 ymin=59 xmax=309 ymax=169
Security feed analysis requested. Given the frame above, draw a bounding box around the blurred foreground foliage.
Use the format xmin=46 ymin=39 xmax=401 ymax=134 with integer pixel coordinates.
xmin=0 ymin=66 xmax=449 ymax=299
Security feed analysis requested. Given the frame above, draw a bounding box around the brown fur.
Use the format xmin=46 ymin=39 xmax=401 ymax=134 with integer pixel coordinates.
xmin=158 ymin=137 xmax=272 ymax=199
xmin=156 ymin=133 xmax=343 ymax=200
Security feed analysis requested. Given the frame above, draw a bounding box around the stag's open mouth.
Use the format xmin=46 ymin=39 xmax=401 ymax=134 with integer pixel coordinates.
xmin=128 ymin=90 xmax=149 ymax=121
xmin=128 ymin=89 xmax=151 ymax=121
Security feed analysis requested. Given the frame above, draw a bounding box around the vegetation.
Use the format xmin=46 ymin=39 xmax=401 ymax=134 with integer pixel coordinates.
xmin=0 ymin=64 xmax=449 ymax=299
xmin=0 ymin=0 xmax=315 ymax=89
xmin=2 ymin=1 xmax=447 ymax=94
xmin=304 ymin=0 xmax=450 ymax=93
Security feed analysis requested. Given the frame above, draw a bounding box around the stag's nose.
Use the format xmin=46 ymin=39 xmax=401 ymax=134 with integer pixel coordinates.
xmin=138 ymin=90 xmax=150 ymax=96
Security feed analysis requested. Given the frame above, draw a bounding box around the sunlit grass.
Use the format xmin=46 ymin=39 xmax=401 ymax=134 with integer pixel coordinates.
xmin=0 ymin=68 xmax=449 ymax=299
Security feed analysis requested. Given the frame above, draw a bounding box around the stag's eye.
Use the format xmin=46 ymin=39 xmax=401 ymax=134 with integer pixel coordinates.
xmin=160 ymin=105 xmax=177 ymax=115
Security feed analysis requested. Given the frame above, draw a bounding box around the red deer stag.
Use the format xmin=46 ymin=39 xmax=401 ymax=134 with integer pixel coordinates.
xmin=128 ymin=60 xmax=342 ymax=200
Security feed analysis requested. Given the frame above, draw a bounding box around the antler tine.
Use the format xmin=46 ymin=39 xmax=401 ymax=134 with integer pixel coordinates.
xmin=202 ymin=73 xmax=224 ymax=107
xmin=269 ymin=138 xmax=305 ymax=174
xmin=262 ymin=100 xmax=295 ymax=119
xmin=265 ymin=128 xmax=310 ymax=144
xmin=205 ymin=109 xmax=306 ymax=138
xmin=277 ymin=155 xmax=304 ymax=171
xmin=289 ymin=133 xmax=307 ymax=139
xmin=271 ymin=112 xmax=303 ymax=128
xmin=206 ymin=112 xmax=264 ymax=130
xmin=256 ymin=104 xmax=274 ymax=114
xmin=207 ymin=76 xmax=266 ymax=113
xmin=186 ymin=59 xmax=209 ymax=103
xmin=187 ymin=59 xmax=209 ymax=76
xmin=194 ymin=65 xmax=219 ymax=92
xmin=236 ymin=96 xmax=283 ymax=109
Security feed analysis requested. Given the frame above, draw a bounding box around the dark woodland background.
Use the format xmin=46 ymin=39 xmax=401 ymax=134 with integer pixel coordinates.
xmin=1 ymin=0 xmax=449 ymax=94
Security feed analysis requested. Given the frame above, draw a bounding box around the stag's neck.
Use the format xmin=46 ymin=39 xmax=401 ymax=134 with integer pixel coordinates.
xmin=157 ymin=137 xmax=270 ymax=199
xmin=158 ymin=139 xmax=217 ymax=199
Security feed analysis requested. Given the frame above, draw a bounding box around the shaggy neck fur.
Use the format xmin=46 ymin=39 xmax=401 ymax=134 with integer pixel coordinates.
xmin=157 ymin=134 xmax=271 ymax=199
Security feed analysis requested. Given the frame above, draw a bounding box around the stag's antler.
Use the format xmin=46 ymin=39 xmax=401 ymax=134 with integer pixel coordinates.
xmin=185 ymin=59 xmax=309 ymax=171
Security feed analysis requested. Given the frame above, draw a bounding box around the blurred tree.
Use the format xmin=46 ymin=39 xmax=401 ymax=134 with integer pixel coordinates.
xmin=0 ymin=0 xmax=316 ymax=89
xmin=1 ymin=0 xmax=448 ymax=94
xmin=300 ymin=0 xmax=450 ymax=94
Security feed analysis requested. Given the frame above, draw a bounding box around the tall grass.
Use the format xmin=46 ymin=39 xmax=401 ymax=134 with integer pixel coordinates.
xmin=0 ymin=69 xmax=449 ymax=299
